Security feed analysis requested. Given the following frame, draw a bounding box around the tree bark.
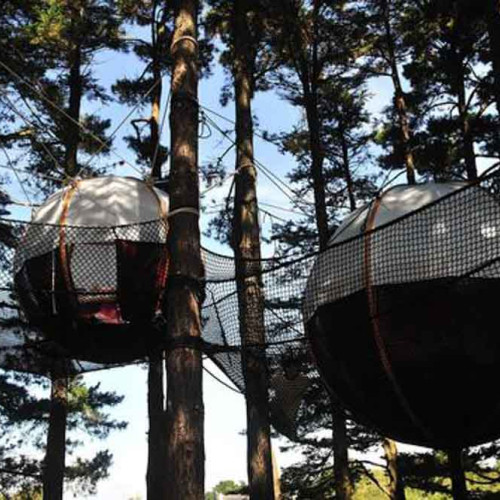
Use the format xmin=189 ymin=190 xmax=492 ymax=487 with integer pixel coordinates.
xmin=331 ymin=401 xmax=352 ymax=500
xmin=165 ymin=1 xmax=205 ymax=499
xmin=232 ymin=1 xmax=274 ymax=499
xmin=64 ymin=4 xmax=83 ymax=177
xmin=150 ymin=0 xmax=164 ymax=180
xmin=147 ymin=351 xmax=165 ymax=500
xmin=43 ymin=375 xmax=68 ymax=500
xmin=448 ymin=448 xmax=468 ymax=500
xmin=338 ymin=117 xmax=357 ymax=212
xmin=486 ymin=0 xmax=500 ymax=115
xmin=381 ymin=0 xmax=416 ymax=185
xmin=450 ymin=30 xmax=477 ymax=180
xmin=383 ymin=438 xmax=406 ymax=500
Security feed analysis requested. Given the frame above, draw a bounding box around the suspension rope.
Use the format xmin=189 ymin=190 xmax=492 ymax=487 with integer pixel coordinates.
xmin=201 ymin=113 xmax=312 ymax=216
xmin=0 ymin=93 xmax=67 ymax=176
xmin=150 ymin=88 xmax=172 ymax=181
xmin=79 ymin=75 xmax=166 ymax=176
xmin=203 ymin=362 xmax=243 ymax=394
xmin=0 ymin=143 xmax=33 ymax=205
xmin=0 ymin=60 xmax=142 ymax=178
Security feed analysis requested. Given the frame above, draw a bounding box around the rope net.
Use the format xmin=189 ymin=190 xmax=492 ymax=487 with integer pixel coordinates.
xmin=2 ymin=170 xmax=500 ymax=442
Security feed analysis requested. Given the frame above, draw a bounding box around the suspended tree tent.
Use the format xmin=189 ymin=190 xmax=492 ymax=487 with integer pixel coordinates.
xmin=304 ymin=177 xmax=500 ymax=448
xmin=13 ymin=176 xmax=169 ymax=364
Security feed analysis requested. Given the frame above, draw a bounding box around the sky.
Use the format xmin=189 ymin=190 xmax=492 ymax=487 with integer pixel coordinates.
xmin=0 ymin=16 xmax=444 ymax=500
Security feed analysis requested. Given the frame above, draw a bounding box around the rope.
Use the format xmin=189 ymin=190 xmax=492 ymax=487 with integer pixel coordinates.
xmin=202 ymin=113 xmax=312 ymax=217
xmin=170 ymin=35 xmax=199 ymax=53
xmin=0 ymin=60 xmax=142 ymax=178
xmin=0 ymin=93 xmax=67 ymax=176
xmin=168 ymin=206 xmax=199 ymax=218
xmin=203 ymin=363 xmax=243 ymax=394
xmin=79 ymin=75 xmax=166 ymax=176
xmin=0 ymin=143 xmax=32 ymax=206
xmin=150 ymin=89 xmax=172 ymax=180
xmin=363 ymin=195 xmax=434 ymax=443
xmin=0 ymin=163 xmax=63 ymax=184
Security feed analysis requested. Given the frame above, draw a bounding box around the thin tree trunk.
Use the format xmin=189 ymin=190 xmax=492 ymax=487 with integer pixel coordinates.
xmin=64 ymin=6 xmax=82 ymax=177
xmin=150 ymin=0 xmax=163 ymax=180
xmin=147 ymin=351 xmax=165 ymax=499
xmin=486 ymin=0 xmax=500 ymax=115
xmin=383 ymin=438 xmax=406 ymax=500
xmin=43 ymin=375 xmax=68 ymax=500
xmin=451 ymin=35 xmax=477 ymax=180
xmin=147 ymin=6 xmax=167 ymax=497
xmin=165 ymin=1 xmax=205 ymax=499
xmin=339 ymin=119 xmax=357 ymax=212
xmin=381 ymin=0 xmax=416 ymax=185
xmin=331 ymin=400 xmax=353 ymax=500
xmin=448 ymin=448 xmax=468 ymax=500
xmin=232 ymin=1 xmax=274 ymax=498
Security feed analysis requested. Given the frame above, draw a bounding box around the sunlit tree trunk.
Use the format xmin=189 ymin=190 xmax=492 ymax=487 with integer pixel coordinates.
xmin=383 ymin=438 xmax=406 ymax=500
xmin=232 ymin=1 xmax=274 ymax=498
xmin=381 ymin=0 xmax=416 ymax=184
xmin=165 ymin=0 xmax=205 ymax=498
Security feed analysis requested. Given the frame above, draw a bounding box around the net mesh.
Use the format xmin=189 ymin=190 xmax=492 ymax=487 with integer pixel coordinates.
xmin=2 ymin=171 xmax=500 ymax=441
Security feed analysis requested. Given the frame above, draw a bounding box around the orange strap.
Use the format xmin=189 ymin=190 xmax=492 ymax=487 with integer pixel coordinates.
xmin=363 ymin=195 xmax=433 ymax=443
xmin=58 ymin=181 xmax=80 ymax=299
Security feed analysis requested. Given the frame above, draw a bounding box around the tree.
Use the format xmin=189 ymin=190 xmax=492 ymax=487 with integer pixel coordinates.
xmin=0 ymin=372 xmax=126 ymax=497
xmin=164 ymin=1 xmax=205 ymax=499
xmin=205 ymin=0 xmax=276 ymax=496
xmin=205 ymin=479 xmax=247 ymax=500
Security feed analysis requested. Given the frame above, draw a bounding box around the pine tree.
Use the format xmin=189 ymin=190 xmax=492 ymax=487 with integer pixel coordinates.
xmin=0 ymin=372 xmax=126 ymax=497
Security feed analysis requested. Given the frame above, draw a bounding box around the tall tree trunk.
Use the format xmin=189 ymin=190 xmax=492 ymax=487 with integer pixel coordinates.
xmin=232 ymin=1 xmax=274 ymax=499
xmin=448 ymin=448 xmax=468 ymax=500
xmin=43 ymin=375 xmax=68 ymax=500
xmin=486 ymin=0 xmax=500 ymax=115
xmin=451 ymin=37 xmax=477 ymax=180
xmin=64 ymin=6 xmax=82 ymax=177
xmin=383 ymin=439 xmax=406 ymax=500
xmin=381 ymin=0 xmax=416 ymax=184
xmin=339 ymin=119 xmax=357 ymax=212
xmin=147 ymin=351 xmax=165 ymax=499
xmin=150 ymin=1 xmax=164 ymax=180
xmin=147 ymin=6 xmax=167 ymax=497
xmin=165 ymin=1 xmax=204 ymax=499
xmin=331 ymin=401 xmax=353 ymax=500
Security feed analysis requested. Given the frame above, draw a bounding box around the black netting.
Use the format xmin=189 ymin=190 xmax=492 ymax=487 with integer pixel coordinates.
xmin=2 ymin=172 xmax=500 ymax=443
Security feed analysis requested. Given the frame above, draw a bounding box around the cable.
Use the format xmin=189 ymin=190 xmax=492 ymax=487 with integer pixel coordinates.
xmin=0 ymin=60 xmax=142 ymax=177
xmin=80 ymin=76 xmax=166 ymax=176
xmin=150 ymin=89 xmax=172 ymax=179
xmin=202 ymin=113 xmax=312 ymax=216
xmin=0 ymin=162 xmax=63 ymax=184
xmin=203 ymin=363 xmax=243 ymax=394
xmin=0 ymin=93 xmax=66 ymax=176
xmin=198 ymin=109 xmax=305 ymax=203
xmin=0 ymin=144 xmax=32 ymax=205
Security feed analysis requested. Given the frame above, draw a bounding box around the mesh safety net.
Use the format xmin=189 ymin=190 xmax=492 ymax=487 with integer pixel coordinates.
xmin=2 ymin=171 xmax=500 ymax=444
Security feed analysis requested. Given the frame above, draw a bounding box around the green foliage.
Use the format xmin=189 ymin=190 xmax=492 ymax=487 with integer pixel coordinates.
xmin=0 ymin=372 xmax=127 ymax=496
xmin=205 ymin=479 xmax=247 ymax=500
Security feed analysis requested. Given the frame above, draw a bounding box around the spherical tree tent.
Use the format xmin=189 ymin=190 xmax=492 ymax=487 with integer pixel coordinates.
xmin=304 ymin=178 xmax=500 ymax=448
xmin=13 ymin=176 xmax=169 ymax=364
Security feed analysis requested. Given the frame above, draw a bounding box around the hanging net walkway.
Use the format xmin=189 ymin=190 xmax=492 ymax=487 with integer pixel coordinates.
xmin=2 ymin=170 xmax=500 ymax=441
